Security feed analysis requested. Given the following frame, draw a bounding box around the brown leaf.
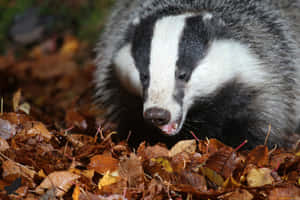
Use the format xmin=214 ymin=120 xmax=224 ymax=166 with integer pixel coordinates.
xmin=246 ymin=145 xmax=269 ymax=167
xmin=119 ymin=153 xmax=144 ymax=188
xmin=24 ymin=121 xmax=52 ymax=141
xmin=65 ymin=109 xmax=88 ymax=130
xmin=171 ymin=171 xmax=207 ymax=192
xmin=2 ymin=160 xmax=36 ymax=182
xmin=35 ymin=171 xmax=80 ymax=197
xmin=205 ymin=147 xmax=242 ymax=178
xmin=268 ymin=185 xmax=300 ymax=200
xmin=137 ymin=143 xmax=169 ymax=160
xmin=0 ymin=137 xmax=9 ymax=151
xmin=220 ymin=189 xmax=253 ymax=200
xmin=88 ymin=154 xmax=119 ymax=174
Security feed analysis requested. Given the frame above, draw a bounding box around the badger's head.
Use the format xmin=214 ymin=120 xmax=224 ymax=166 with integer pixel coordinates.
xmin=113 ymin=12 xmax=266 ymax=136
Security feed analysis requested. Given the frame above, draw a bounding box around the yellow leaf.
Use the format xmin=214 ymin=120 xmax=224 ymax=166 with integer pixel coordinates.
xmin=12 ymin=89 xmax=21 ymax=112
xmin=247 ymin=167 xmax=274 ymax=187
xmin=200 ymin=167 xmax=224 ymax=186
xmin=169 ymin=139 xmax=197 ymax=157
xmin=38 ymin=169 xmax=47 ymax=178
xmin=60 ymin=35 xmax=79 ymax=56
xmin=151 ymin=157 xmax=173 ymax=173
xmin=98 ymin=171 xmax=119 ymax=190
xmin=72 ymin=184 xmax=80 ymax=200
xmin=296 ymin=151 xmax=300 ymax=157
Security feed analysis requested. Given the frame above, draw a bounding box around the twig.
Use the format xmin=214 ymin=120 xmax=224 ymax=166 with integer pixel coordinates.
xmin=234 ymin=140 xmax=248 ymax=152
xmin=190 ymin=131 xmax=200 ymax=142
xmin=264 ymin=124 xmax=272 ymax=146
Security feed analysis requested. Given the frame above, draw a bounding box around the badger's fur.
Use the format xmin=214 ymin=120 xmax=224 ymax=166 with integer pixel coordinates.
xmin=95 ymin=0 xmax=300 ymax=148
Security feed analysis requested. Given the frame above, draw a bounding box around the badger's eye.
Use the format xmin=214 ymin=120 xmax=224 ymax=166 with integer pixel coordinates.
xmin=176 ymin=71 xmax=188 ymax=81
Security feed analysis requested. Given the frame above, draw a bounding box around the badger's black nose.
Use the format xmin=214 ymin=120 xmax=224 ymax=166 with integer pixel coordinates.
xmin=144 ymin=107 xmax=171 ymax=126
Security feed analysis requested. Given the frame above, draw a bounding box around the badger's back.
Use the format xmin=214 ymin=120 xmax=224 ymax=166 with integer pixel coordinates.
xmin=95 ymin=0 xmax=300 ymax=148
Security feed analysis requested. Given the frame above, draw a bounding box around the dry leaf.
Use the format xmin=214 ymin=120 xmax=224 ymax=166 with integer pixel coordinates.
xmin=25 ymin=121 xmax=52 ymax=141
xmin=246 ymin=167 xmax=274 ymax=187
xmin=35 ymin=171 xmax=80 ymax=197
xmin=169 ymin=139 xmax=197 ymax=157
xmin=119 ymin=153 xmax=144 ymax=188
xmin=2 ymin=160 xmax=36 ymax=182
xmin=88 ymin=154 xmax=119 ymax=174
xmin=0 ymin=119 xmax=16 ymax=140
xmin=72 ymin=184 xmax=80 ymax=200
xmin=0 ymin=137 xmax=9 ymax=151
xmin=220 ymin=189 xmax=253 ymax=200
xmin=98 ymin=171 xmax=120 ymax=190
xmin=268 ymin=185 xmax=300 ymax=200
xmin=65 ymin=109 xmax=88 ymax=130
xmin=247 ymin=145 xmax=269 ymax=167
xmin=60 ymin=35 xmax=79 ymax=56
xmin=200 ymin=167 xmax=224 ymax=186
xmin=12 ymin=89 xmax=22 ymax=112
xmin=138 ymin=143 xmax=169 ymax=160
xmin=151 ymin=157 xmax=173 ymax=173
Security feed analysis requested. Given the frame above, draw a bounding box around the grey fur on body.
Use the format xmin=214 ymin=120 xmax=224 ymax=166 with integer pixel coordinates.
xmin=95 ymin=0 xmax=300 ymax=148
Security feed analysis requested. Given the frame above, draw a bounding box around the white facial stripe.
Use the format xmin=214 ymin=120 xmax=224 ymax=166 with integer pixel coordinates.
xmin=184 ymin=39 xmax=269 ymax=113
xmin=113 ymin=44 xmax=142 ymax=96
xmin=144 ymin=14 xmax=191 ymax=122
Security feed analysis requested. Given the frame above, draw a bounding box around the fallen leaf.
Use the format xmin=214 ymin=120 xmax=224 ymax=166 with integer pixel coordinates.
xmin=247 ymin=145 xmax=269 ymax=167
xmin=246 ymin=167 xmax=274 ymax=187
xmin=88 ymin=154 xmax=119 ymax=174
xmin=12 ymin=89 xmax=22 ymax=112
xmin=0 ymin=137 xmax=9 ymax=151
xmin=200 ymin=167 xmax=224 ymax=186
xmin=151 ymin=157 xmax=173 ymax=173
xmin=18 ymin=102 xmax=31 ymax=115
xmin=119 ymin=153 xmax=144 ymax=188
xmin=25 ymin=121 xmax=52 ymax=141
xmin=2 ymin=160 xmax=35 ymax=182
xmin=38 ymin=170 xmax=47 ymax=178
xmin=220 ymin=189 xmax=253 ymax=200
xmin=0 ymin=119 xmax=16 ymax=140
xmin=60 ymin=35 xmax=79 ymax=56
xmin=268 ymin=185 xmax=300 ymax=200
xmin=72 ymin=184 xmax=80 ymax=200
xmin=35 ymin=171 xmax=80 ymax=197
xmin=137 ymin=143 xmax=169 ymax=160
xmin=169 ymin=139 xmax=197 ymax=157
xmin=65 ymin=109 xmax=88 ymax=130
xmin=205 ymin=147 xmax=242 ymax=178
xmin=98 ymin=171 xmax=120 ymax=190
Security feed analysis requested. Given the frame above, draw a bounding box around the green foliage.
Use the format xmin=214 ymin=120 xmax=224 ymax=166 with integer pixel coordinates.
xmin=0 ymin=0 xmax=35 ymax=50
xmin=0 ymin=0 xmax=114 ymax=52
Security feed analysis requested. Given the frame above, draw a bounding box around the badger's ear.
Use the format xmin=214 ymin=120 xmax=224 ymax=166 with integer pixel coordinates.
xmin=201 ymin=12 xmax=228 ymax=38
xmin=202 ymin=12 xmax=225 ymax=26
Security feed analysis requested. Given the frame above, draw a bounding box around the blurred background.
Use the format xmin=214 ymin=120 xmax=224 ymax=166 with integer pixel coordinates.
xmin=0 ymin=0 xmax=115 ymax=131
xmin=0 ymin=0 xmax=114 ymax=53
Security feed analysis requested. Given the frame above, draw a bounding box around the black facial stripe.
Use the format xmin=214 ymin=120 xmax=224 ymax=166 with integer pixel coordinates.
xmin=176 ymin=15 xmax=210 ymax=82
xmin=173 ymin=15 xmax=211 ymax=105
xmin=131 ymin=17 xmax=158 ymax=100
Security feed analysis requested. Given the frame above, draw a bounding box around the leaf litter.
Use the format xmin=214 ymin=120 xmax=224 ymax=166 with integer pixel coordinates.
xmin=0 ymin=33 xmax=299 ymax=200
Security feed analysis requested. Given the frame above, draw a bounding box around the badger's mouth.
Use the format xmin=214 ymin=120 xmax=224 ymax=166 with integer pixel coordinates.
xmin=158 ymin=116 xmax=184 ymax=136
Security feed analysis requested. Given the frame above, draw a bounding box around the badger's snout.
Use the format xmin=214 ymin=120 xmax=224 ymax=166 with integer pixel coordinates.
xmin=144 ymin=107 xmax=171 ymax=126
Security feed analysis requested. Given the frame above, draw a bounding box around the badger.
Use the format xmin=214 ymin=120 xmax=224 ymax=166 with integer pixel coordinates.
xmin=95 ymin=0 xmax=300 ymax=148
